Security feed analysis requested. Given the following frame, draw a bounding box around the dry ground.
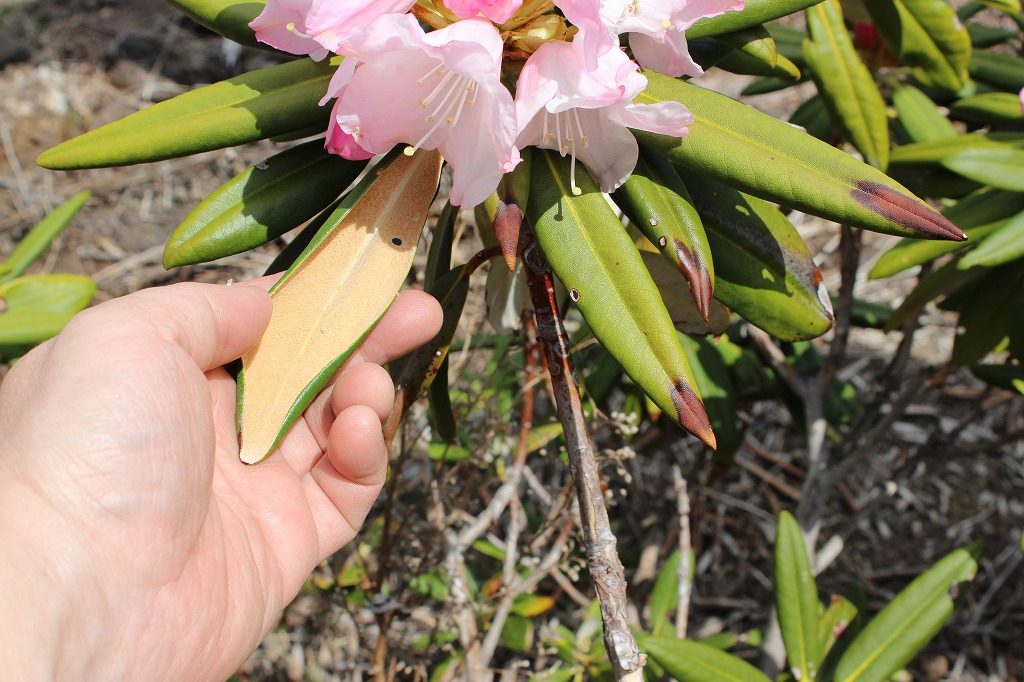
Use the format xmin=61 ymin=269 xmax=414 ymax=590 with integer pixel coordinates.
xmin=1 ymin=1 xmax=1022 ymax=680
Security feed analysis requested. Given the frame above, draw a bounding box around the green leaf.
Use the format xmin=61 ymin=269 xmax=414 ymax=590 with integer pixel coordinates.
xmin=424 ymin=201 xmax=458 ymax=290
xmin=869 ymin=188 xmax=1024 ymax=279
xmin=527 ymin=150 xmax=714 ymax=447
xmin=719 ymin=26 xmax=779 ymax=67
xmin=950 ymin=92 xmax=1024 ymax=126
xmin=689 ymin=0 xmax=826 ymax=39
xmin=834 ymin=546 xmax=979 ymax=682
xmin=885 ymin=259 xmax=987 ymax=331
xmin=890 ymin=132 xmax=1024 ymax=166
xmin=499 ymin=614 xmax=534 ymax=653
xmin=648 ymin=550 xmax=683 ymax=637
xmin=612 ymin=151 xmax=715 ymax=320
xmin=679 ymin=334 xmax=741 ymax=460
xmin=967 ymin=22 xmax=1020 ymax=47
xmin=790 ymin=94 xmax=833 ymax=141
xmin=640 ymin=636 xmax=772 ymax=682
xmin=969 ymin=50 xmax=1024 ymax=92
xmin=686 ymin=175 xmax=835 ymax=341
xmin=428 ymin=356 xmax=458 ymax=443
xmin=942 ymin=147 xmax=1024 ymax=191
xmin=774 ymin=511 xmax=820 ymax=682
xmin=892 ymin=85 xmax=958 ymax=143
xmin=237 ymin=151 xmax=442 ymax=464
xmin=817 ymin=596 xmax=858 ymax=666
xmin=38 ymin=58 xmax=334 ymax=170
xmin=637 ymin=74 xmax=964 ymax=241
xmin=0 ymin=191 xmax=90 ymax=284
xmin=164 ymin=0 xmax=265 ymax=47
xmin=952 ymin=266 xmax=1024 ymax=365
xmin=0 ymin=274 xmax=96 ymax=345
xmin=867 ymin=0 xmax=971 ymax=92
xmin=164 ymin=140 xmax=367 ymax=267
xmin=959 ymin=210 xmax=1024 ymax=268
xmin=971 ymin=364 xmax=1024 ymax=394
xmin=978 ymin=0 xmax=1021 ymax=12
xmin=804 ymin=0 xmax=890 ymax=169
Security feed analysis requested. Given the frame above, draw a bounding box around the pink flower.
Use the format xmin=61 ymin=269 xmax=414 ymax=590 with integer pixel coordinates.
xmin=443 ymin=0 xmax=523 ymax=24
xmin=249 ymin=0 xmax=415 ymax=58
xmin=515 ymin=40 xmax=693 ymax=193
xmin=557 ymin=0 xmax=745 ymax=77
xmin=325 ymin=14 xmax=521 ymax=207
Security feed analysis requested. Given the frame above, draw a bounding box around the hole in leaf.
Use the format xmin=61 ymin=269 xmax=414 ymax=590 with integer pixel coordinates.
xmin=392 ymin=237 xmax=403 ymax=247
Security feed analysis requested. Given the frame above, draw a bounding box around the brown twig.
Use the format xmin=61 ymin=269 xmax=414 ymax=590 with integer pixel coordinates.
xmin=520 ymin=218 xmax=645 ymax=680
xmin=672 ymin=466 xmax=693 ymax=639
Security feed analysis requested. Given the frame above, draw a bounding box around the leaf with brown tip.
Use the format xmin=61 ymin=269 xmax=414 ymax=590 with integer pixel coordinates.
xmin=237 ymin=151 xmax=442 ymax=464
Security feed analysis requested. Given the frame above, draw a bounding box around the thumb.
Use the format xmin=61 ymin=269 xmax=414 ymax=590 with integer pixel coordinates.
xmin=90 ymin=282 xmax=272 ymax=371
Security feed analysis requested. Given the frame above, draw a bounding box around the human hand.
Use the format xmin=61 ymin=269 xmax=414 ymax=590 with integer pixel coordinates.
xmin=0 ymin=280 xmax=441 ymax=681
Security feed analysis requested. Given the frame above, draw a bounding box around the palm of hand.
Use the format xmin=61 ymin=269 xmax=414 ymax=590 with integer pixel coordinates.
xmin=0 ymin=283 xmax=439 ymax=681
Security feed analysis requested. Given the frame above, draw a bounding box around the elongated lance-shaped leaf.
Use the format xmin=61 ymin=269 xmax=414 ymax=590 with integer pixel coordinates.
xmin=702 ymin=42 xmax=802 ymax=80
xmin=790 ymin=94 xmax=833 ymax=141
xmin=942 ymin=147 xmax=1024 ymax=191
xmin=679 ymin=334 xmax=740 ymax=460
xmin=0 ymin=274 xmax=96 ymax=345
xmin=804 ymin=0 xmax=890 ymax=169
xmin=952 ymin=265 xmax=1024 ymax=365
xmin=637 ymin=74 xmax=965 ymax=241
xmin=834 ymin=546 xmax=978 ymax=682
xmin=867 ymin=0 xmax=971 ymax=92
xmin=885 ymin=259 xmax=987 ymax=331
xmin=612 ymin=150 xmax=715 ymax=320
xmin=892 ymin=85 xmax=958 ymax=143
xmin=719 ymin=26 xmax=779 ymax=67
xmin=164 ymin=0 xmax=265 ymax=47
xmin=639 ymin=636 xmax=772 ymax=682
xmin=967 ymin=22 xmax=1019 ymax=47
xmin=870 ymin=188 xmax=1024 ymax=278
xmin=817 ymin=596 xmax=858 ymax=667
xmin=959 ymin=210 xmax=1024 ymax=269
xmin=890 ymin=132 xmax=1024 ymax=165
xmin=689 ymin=0 xmax=825 ymax=39
xmin=0 ymin=191 xmax=90 ymax=284
xmin=164 ymin=140 xmax=367 ymax=267
xmin=774 ymin=511 xmax=821 ymax=682
xmin=237 ymin=151 xmax=442 ymax=464
xmin=527 ymin=150 xmax=715 ymax=448
xmin=424 ymin=201 xmax=458 ymax=290
xmin=950 ymin=92 xmax=1024 ymax=125
xmin=636 ymin=247 xmax=732 ymax=336
xmin=686 ymin=174 xmax=835 ymax=341
xmin=969 ymin=49 xmax=1024 ymax=91
xmin=263 ymin=197 xmax=343 ymax=276
xmin=38 ymin=58 xmax=334 ymax=170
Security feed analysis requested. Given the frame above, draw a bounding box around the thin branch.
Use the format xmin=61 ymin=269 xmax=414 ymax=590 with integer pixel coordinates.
xmin=672 ymin=466 xmax=693 ymax=640
xmin=521 ymin=219 xmax=645 ymax=680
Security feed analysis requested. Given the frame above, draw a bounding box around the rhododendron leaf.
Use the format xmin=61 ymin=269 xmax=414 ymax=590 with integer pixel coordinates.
xmin=679 ymin=333 xmax=741 ymax=461
xmin=687 ymin=175 xmax=835 ymax=341
xmin=804 ymin=0 xmax=889 ymax=169
xmin=38 ymin=58 xmax=334 ymax=170
xmin=775 ymin=510 xmax=821 ymax=682
xmin=866 ymin=0 xmax=971 ymax=92
xmin=892 ymin=85 xmax=958 ymax=143
xmin=637 ymin=74 xmax=965 ymax=241
xmin=833 ymin=546 xmax=978 ymax=682
xmin=0 ymin=274 xmax=96 ymax=345
xmin=164 ymin=140 xmax=367 ymax=267
xmin=967 ymin=44 xmax=1024 ymax=91
xmin=959 ymin=210 xmax=1024 ymax=269
xmin=0 ymin=191 xmax=90 ymax=284
xmin=885 ymin=260 xmax=986 ymax=332
xmin=688 ymin=0 xmax=827 ymax=39
xmin=942 ymin=147 xmax=1024 ymax=191
xmin=636 ymin=246 xmax=732 ymax=336
xmin=950 ymin=92 xmax=1024 ymax=126
xmin=870 ymin=189 xmax=1024 ymax=278
xmin=612 ymin=150 xmax=715 ymax=320
xmin=164 ymin=0 xmax=265 ymax=47
xmin=237 ymin=151 xmax=442 ymax=464
xmin=889 ymin=132 xmax=1024 ymax=165
xmin=640 ymin=636 xmax=772 ymax=682
xmin=527 ymin=150 xmax=715 ymax=448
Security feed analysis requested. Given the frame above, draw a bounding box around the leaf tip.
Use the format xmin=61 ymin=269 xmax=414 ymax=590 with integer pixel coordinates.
xmin=673 ymin=239 xmax=714 ymax=322
xmin=851 ymin=181 xmax=966 ymax=241
xmin=670 ymin=379 xmax=716 ymax=449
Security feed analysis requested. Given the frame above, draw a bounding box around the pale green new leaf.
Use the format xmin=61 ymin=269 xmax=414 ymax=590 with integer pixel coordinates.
xmin=959 ymin=210 xmax=1024 ymax=268
xmin=0 ymin=274 xmax=96 ymax=345
xmin=834 ymin=547 xmax=978 ymax=682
